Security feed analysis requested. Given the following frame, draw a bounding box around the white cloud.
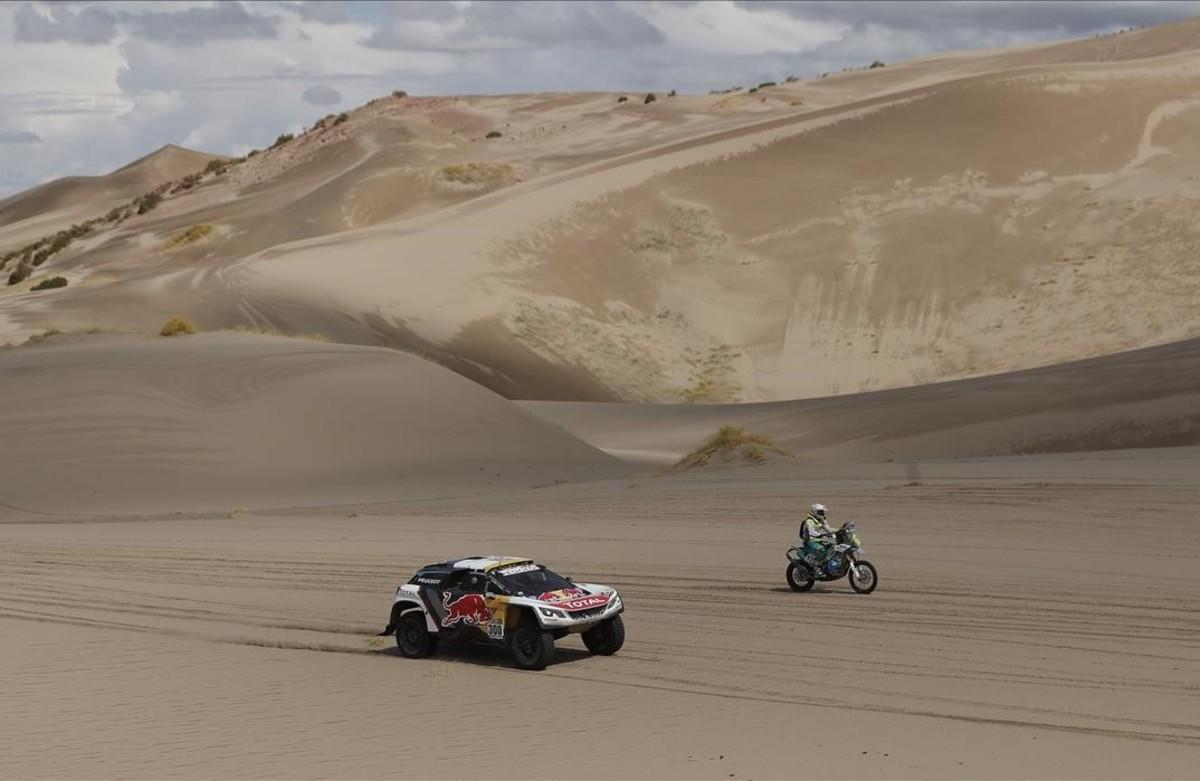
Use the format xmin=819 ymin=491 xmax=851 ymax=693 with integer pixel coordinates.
xmin=637 ymin=1 xmax=849 ymax=55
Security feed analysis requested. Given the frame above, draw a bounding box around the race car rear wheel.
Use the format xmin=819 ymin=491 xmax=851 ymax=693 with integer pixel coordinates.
xmin=395 ymin=612 xmax=437 ymax=658
xmin=509 ymin=618 xmax=555 ymax=670
xmin=582 ymin=615 xmax=625 ymax=655
xmin=786 ymin=562 xmax=815 ymax=592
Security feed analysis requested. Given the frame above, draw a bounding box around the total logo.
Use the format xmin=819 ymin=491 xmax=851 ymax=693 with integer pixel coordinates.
xmin=559 ymin=595 xmax=610 ymax=612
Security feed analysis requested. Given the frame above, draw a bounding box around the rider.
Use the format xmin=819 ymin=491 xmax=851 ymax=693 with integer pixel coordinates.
xmin=801 ymin=503 xmax=836 ymax=567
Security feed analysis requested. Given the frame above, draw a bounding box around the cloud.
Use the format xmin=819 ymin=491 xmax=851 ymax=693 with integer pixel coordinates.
xmin=757 ymin=1 xmax=1200 ymax=36
xmin=0 ymin=131 xmax=43 ymax=144
xmin=639 ymin=2 xmax=848 ymax=55
xmin=364 ymin=0 xmax=663 ymax=51
xmin=13 ymin=2 xmax=118 ymax=44
xmin=283 ymin=1 xmax=351 ymax=24
xmin=302 ymin=84 xmax=343 ymax=106
xmin=122 ymin=2 xmax=280 ymax=46
xmin=12 ymin=1 xmax=279 ymax=47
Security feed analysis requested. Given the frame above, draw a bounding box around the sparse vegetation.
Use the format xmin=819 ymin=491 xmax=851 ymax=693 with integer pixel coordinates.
xmin=225 ymin=325 xmax=330 ymax=342
xmin=785 ymin=75 xmax=799 ymax=83
xmin=48 ymin=231 xmax=71 ymax=253
xmin=869 ymin=60 xmax=886 ymax=69
xmin=617 ymin=95 xmax=628 ymax=103
xmin=392 ymin=90 xmax=408 ymax=98
xmin=439 ymin=162 xmax=514 ymax=187
xmin=643 ymin=92 xmax=657 ymax=104
xmin=271 ymin=133 xmax=294 ymax=149
xmin=748 ymin=87 xmax=758 ymax=94
xmin=23 ymin=328 xmax=63 ymax=344
xmin=174 ymin=172 xmax=203 ymax=192
xmin=758 ymin=81 xmax=776 ymax=89
xmin=31 ymin=276 xmax=68 ymax=291
xmin=159 ymin=316 xmax=197 ymax=337
xmin=164 ymin=223 xmax=216 ymax=250
xmin=485 ymin=130 xmax=503 ymax=139
xmin=135 ymin=191 xmax=163 ymax=215
xmin=8 ymin=267 xmax=29 ymax=286
xmin=673 ymin=425 xmax=791 ymax=470
xmin=681 ymin=343 xmax=741 ymax=402
xmin=668 ymin=89 xmax=676 ymax=97
xmin=203 ymin=159 xmax=228 ymax=176
xmin=333 ymin=112 xmax=349 ymax=125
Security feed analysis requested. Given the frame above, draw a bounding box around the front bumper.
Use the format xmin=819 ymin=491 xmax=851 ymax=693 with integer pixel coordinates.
xmin=535 ymin=593 xmax=623 ymax=631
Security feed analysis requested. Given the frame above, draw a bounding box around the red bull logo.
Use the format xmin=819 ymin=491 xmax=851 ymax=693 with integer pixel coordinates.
xmin=536 ymin=588 xmax=586 ymax=603
xmin=441 ymin=592 xmax=492 ymax=627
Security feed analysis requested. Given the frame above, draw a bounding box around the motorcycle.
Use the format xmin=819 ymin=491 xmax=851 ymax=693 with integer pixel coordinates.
xmin=785 ymin=521 xmax=878 ymax=594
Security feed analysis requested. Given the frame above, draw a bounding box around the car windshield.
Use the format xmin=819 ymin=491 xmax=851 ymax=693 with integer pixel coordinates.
xmin=492 ymin=563 xmax=573 ymax=596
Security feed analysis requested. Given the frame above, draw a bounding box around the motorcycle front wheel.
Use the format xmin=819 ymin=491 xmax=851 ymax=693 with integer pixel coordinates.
xmin=849 ymin=560 xmax=878 ymax=594
xmin=786 ymin=562 xmax=815 ymax=592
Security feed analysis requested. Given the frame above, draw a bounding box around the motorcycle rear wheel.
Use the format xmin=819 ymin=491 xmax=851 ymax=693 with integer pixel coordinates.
xmin=849 ymin=560 xmax=878 ymax=594
xmin=786 ymin=562 xmax=815 ymax=592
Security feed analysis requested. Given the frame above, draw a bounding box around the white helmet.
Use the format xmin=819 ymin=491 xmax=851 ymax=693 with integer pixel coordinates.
xmin=811 ymin=503 xmax=827 ymax=518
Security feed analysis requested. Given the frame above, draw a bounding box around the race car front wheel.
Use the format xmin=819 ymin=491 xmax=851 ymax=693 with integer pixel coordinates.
xmin=582 ymin=615 xmax=625 ymax=655
xmin=395 ymin=612 xmax=438 ymax=658
xmin=509 ymin=618 xmax=555 ymax=670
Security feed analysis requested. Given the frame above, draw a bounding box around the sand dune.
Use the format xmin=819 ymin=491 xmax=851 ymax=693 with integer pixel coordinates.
xmin=524 ymin=335 xmax=1200 ymax=465
xmin=0 ymin=333 xmax=627 ymax=516
xmin=0 ymin=145 xmax=223 ymax=255
xmin=2 ymin=21 xmax=1199 ymax=402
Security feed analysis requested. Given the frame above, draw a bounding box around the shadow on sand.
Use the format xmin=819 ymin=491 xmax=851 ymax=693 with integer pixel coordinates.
xmin=370 ymin=642 xmax=595 ymax=670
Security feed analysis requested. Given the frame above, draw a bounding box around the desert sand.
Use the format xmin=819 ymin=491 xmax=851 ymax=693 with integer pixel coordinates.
xmin=3 ymin=17 xmax=1200 ymax=781
xmin=2 ymin=329 xmax=1199 ymax=779
xmin=0 ymin=332 xmax=627 ymax=515
xmin=3 ymin=458 xmax=1199 ymax=779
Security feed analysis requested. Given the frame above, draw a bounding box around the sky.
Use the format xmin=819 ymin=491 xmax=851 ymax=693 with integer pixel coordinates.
xmin=1 ymin=0 xmax=1198 ymax=198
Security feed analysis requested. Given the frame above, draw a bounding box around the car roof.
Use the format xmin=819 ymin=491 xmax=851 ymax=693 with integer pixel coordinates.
xmin=446 ymin=556 xmax=536 ymax=572
xmin=420 ymin=556 xmax=537 ymax=573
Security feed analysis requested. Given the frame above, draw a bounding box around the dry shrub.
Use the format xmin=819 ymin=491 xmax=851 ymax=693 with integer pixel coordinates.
xmin=439 ymin=162 xmax=514 ymax=188
xmin=136 ymin=191 xmax=163 ymax=215
xmin=225 ymin=325 xmax=329 ymax=342
xmin=160 ymin=316 xmax=197 ymax=337
xmin=31 ymin=276 xmax=68 ymax=291
xmin=164 ymin=224 xmax=215 ymax=250
xmin=674 ymin=425 xmax=791 ymax=470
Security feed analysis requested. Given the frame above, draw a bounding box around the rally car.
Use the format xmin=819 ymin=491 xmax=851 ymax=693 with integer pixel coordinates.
xmin=379 ymin=556 xmax=625 ymax=670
